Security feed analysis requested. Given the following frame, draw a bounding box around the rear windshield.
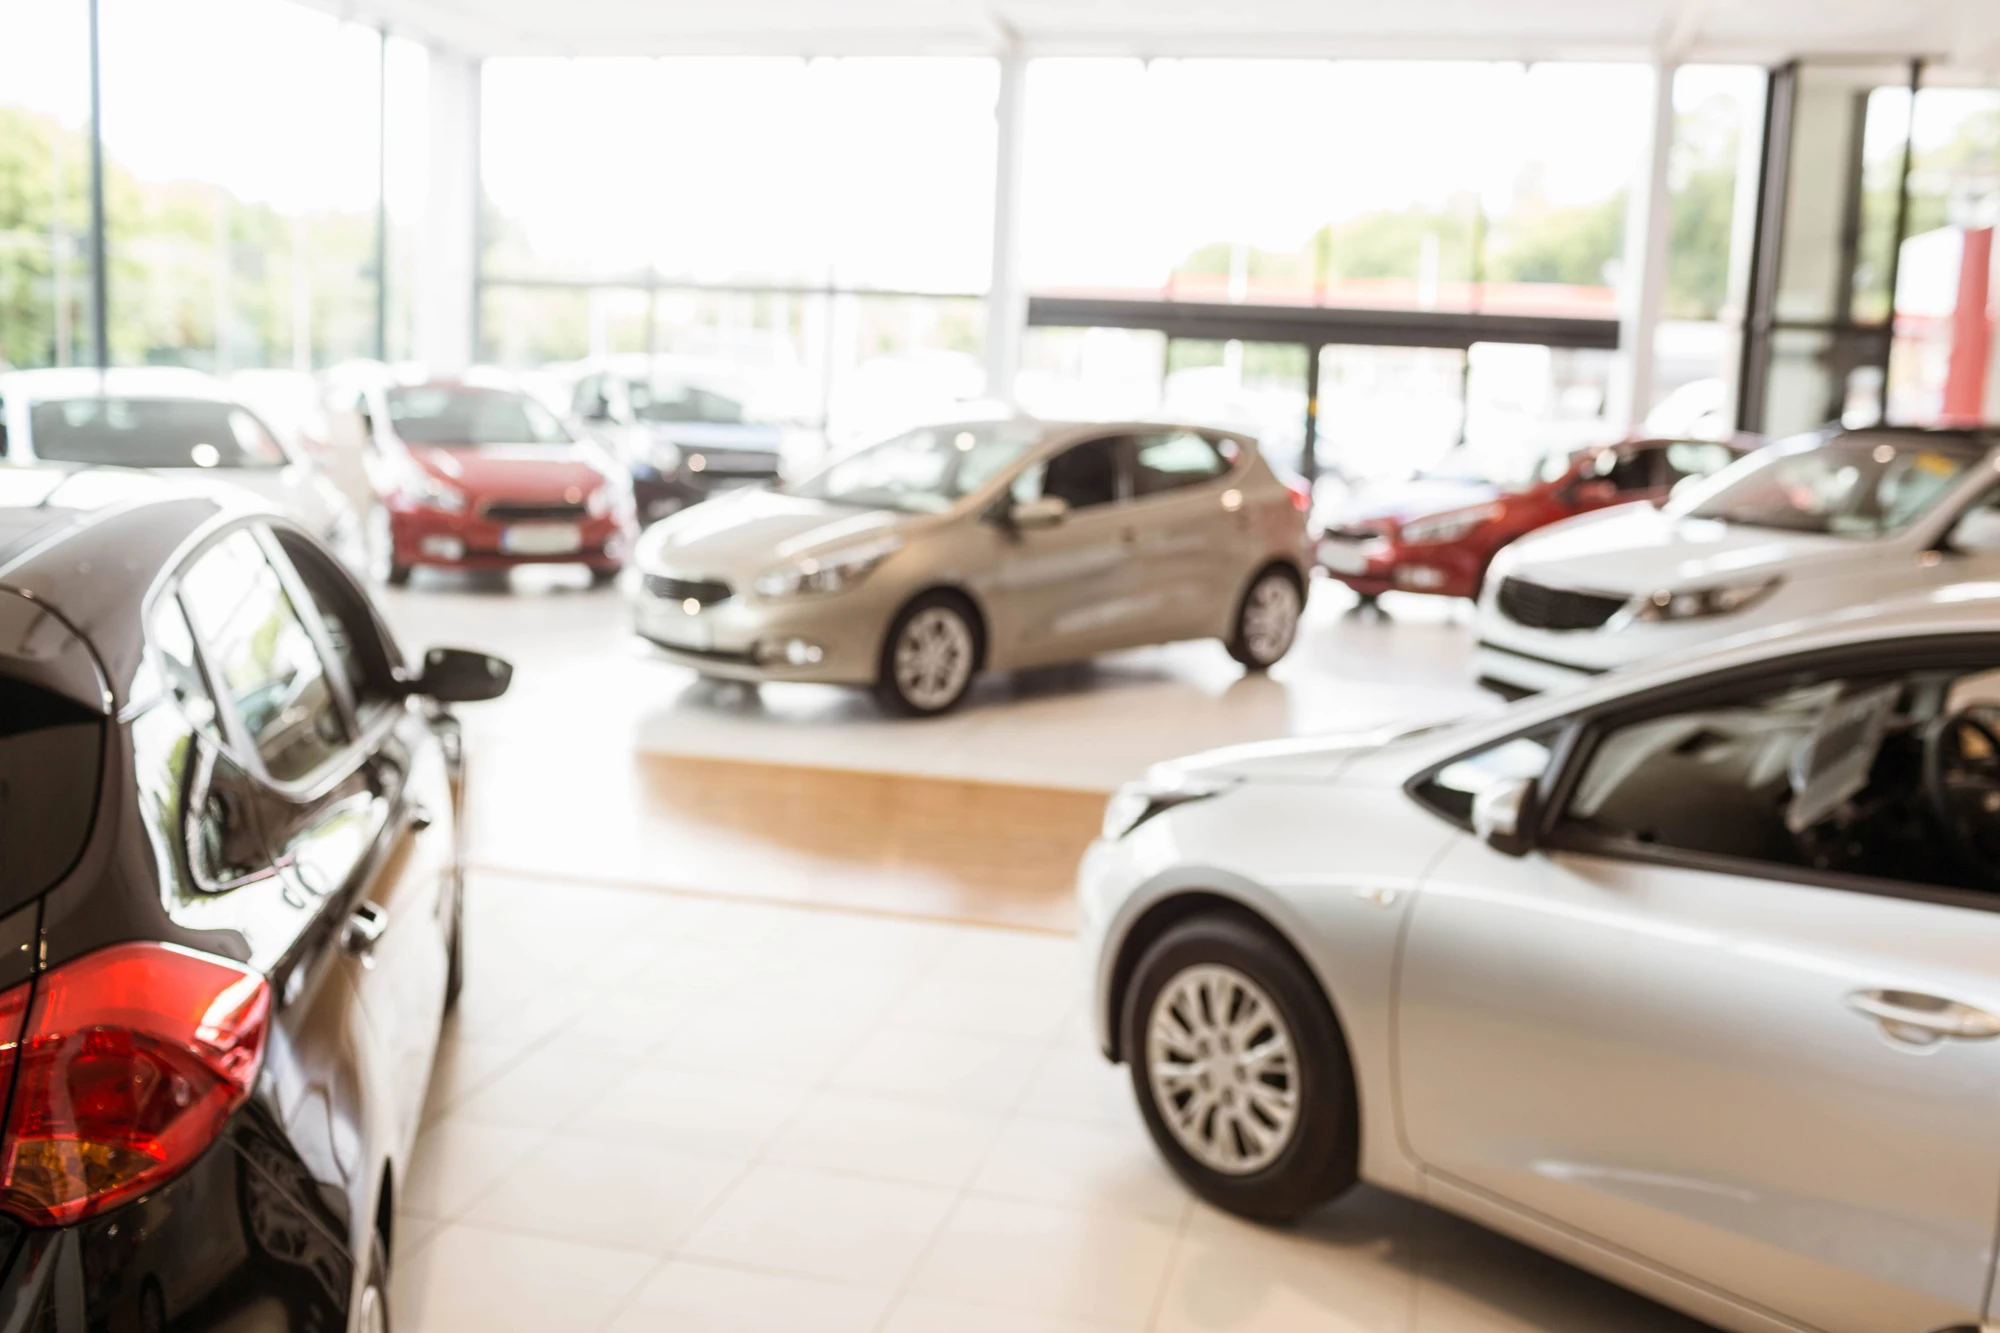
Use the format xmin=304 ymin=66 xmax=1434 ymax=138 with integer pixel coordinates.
xmin=630 ymin=381 xmax=745 ymax=425
xmin=387 ymin=386 xmax=571 ymax=447
xmin=31 ymin=398 xmax=287 ymax=469
xmin=0 ymin=674 xmax=103 ymax=902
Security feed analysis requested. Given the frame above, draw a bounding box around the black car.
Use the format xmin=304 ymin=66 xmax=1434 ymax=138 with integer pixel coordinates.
xmin=0 ymin=466 xmax=509 ymax=1330
xmin=567 ymin=364 xmax=785 ymax=521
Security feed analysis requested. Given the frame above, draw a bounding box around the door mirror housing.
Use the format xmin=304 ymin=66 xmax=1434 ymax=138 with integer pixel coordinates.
xmin=1472 ymin=777 xmax=1538 ymax=857
xmin=1009 ymin=495 xmax=1069 ymax=529
xmin=405 ymin=647 xmax=512 ymax=702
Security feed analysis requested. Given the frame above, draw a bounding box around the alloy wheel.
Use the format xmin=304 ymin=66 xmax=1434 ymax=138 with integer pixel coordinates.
xmin=354 ymin=1284 xmax=387 ymax=1333
xmin=893 ymin=606 xmax=975 ymax=711
xmin=1146 ymin=963 xmax=1300 ymax=1175
xmin=1241 ymin=574 xmax=1301 ymax=665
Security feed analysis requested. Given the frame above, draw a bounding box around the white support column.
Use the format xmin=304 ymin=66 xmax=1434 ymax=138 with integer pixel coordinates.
xmin=984 ymin=40 xmax=1028 ymax=407
xmin=1612 ymin=59 xmax=1678 ymax=433
xmin=416 ymin=50 xmax=479 ymax=373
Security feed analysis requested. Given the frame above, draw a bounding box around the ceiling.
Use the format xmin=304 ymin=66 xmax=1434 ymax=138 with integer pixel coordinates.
xmin=310 ymin=0 xmax=2000 ymax=70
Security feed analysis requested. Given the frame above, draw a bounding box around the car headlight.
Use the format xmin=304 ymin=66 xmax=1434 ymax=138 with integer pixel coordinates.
xmin=395 ymin=467 xmax=466 ymax=513
xmin=1399 ymin=503 xmax=1502 ymax=546
xmin=752 ymin=537 xmax=900 ymax=598
xmin=1631 ymin=577 xmax=1781 ymax=622
xmin=1101 ymin=773 xmax=1238 ymax=840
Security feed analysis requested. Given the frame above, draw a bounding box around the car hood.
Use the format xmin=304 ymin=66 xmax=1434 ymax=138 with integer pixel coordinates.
xmin=640 ymin=487 xmax=915 ymax=576
xmin=412 ymin=444 xmax=610 ymax=496
xmin=641 ymin=421 xmax=785 ymax=452
xmin=1319 ymin=477 xmax=1500 ymax=529
xmin=1502 ymin=502 xmax=1867 ymax=593
xmin=1147 ymin=709 xmax=1478 ymax=789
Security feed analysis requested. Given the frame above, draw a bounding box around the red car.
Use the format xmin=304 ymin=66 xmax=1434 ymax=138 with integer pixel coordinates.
xmin=357 ymin=378 xmax=637 ymax=586
xmin=1312 ymin=436 xmax=1753 ymax=604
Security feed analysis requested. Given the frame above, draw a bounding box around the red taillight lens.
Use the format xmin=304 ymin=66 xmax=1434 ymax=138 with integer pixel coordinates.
xmin=1285 ymin=478 xmax=1312 ymax=513
xmin=0 ymin=943 xmax=271 ymax=1227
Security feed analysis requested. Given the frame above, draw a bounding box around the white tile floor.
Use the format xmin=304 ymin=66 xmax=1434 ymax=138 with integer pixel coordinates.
xmin=375 ymin=575 xmax=1713 ymax=1332
xmin=391 ymin=873 xmax=1715 ymax=1333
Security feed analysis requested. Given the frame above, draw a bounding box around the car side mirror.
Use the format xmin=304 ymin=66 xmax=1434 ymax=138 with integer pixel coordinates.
xmin=1009 ymin=495 xmax=1069 ymax=529
xmin=1472 ymin=777 xmax=1538 ymax=857
xmin=406 ymin=647 xmax=512 ymax=702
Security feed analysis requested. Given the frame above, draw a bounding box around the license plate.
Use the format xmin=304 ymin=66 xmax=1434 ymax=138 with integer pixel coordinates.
xmin=645 ymin=605 xmax=712 ymax=651
xmin=1318 ymin=539 xmax=1374 ymax=575
xmin=501 ymin=523 xmax=582 ymax=555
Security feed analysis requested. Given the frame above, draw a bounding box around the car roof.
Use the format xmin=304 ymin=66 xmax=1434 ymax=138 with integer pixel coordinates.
xmin=0 ymin=366 xmax=234 ymax=406
xmin=0 ymin=465 xmax=270 ymax=711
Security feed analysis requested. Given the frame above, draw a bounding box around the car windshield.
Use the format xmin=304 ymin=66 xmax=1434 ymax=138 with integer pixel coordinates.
xmin=1418 ymin=446 xmax=1573 ymax=492
xmin=783 ymin=422 xmax=1045 ymax=513
xmin=1679 ymin=433 xmax=1983 ymax=536
xmin=30 ymin=398 xmax=287 ymax=469
xmin=387 ymin=385 xmax=571 ymax=446
xmin=630 ymin=380 xmax=746 ymax=425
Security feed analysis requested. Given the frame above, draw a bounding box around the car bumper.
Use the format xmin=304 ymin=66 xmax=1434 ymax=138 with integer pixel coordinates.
xmin=632 ymin=580 xmax=887 ymax=686
xmin=390 ymin=505 xmax=632 ymax=569
xmin=1473 ymin=640 xmax=1604 ymax=696
xmin=1317 ymin=534 xmax=1475 ymax=598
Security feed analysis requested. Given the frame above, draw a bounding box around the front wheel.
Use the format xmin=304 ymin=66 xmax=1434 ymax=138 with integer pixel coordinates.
xmin=874 ymin=592 xmax=979 ymax=717
xmin=1123 ymin=914 xmax=1358 ymax=1222
xmin=1227 ymin=567 xmax=1302 ymax=670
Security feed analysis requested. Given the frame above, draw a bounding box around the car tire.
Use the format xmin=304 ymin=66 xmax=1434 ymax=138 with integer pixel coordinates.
xmin=1226 ymin=566 xmax=1303 ymax=671
xmin=352 ymin=1234 xmax=391 ymax=1333
xmin=1123 ymin=913 xmax=1359 ymax=1223
xmin=874 ymin=592 xmax=980 ymax=717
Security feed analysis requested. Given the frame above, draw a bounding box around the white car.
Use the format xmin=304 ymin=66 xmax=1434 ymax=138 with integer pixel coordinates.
xmin=0 ymin=367 xmax=363 ymax=569
xmin=1081 ymin=586 xmax=2000 ymax=1333
xmin=1475 ymin=426 xmax=2000 ymax=696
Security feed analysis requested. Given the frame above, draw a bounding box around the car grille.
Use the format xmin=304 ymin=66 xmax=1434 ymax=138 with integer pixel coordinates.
xmin=484 ymin=500 xmax=589 ymax=523
xmin=1496 ymin=577 xmax=1628 ymax=631
xmin=644 ymin=574 xmax=732 ymax=607
xmin=1319 ymin=524 xmax=1385 ymax=542
xmin=687 ymin=450 xmax=780 ymax=478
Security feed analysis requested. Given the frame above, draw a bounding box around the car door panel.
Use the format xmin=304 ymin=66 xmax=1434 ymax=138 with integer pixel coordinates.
xmin=1398 ymin=836 xmax=2000 ymax=1333
xmin=1123 ymin=432 xmax=1246 ymax=642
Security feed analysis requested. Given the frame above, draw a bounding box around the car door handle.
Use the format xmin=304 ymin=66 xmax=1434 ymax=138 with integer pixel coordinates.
xmin=342 ymin=901 xmax=390 ymax=964
xmin=1847 ymin=988 xmax=2000 ymax=1045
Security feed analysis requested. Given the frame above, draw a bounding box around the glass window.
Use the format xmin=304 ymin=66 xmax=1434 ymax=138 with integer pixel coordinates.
xmin=787 ymin=421 xmax=1042 ymax=514
xmin=178 ymin=530 xmax=347 ymax=783
xmin=1013 ymin=436 xmax=1124 ymax=511
xmin=30 ymin=398 xmax=286 ymax=469
xmin=1601 ymin=449 xmax=1657 ymax=494
xmin=1562 ymin=665 xmax=2000 ymax=893
xmin=1680 ymin=432 xmax=1984 ymax=536
xmin=1414 ymin=730 xmax=1558 ymax=824
xmin=0 ymin=673 xmax=103 ymax=901
xmin=570 ymin=374 xmax=606 ymax=420
xmin=385 ymin=386 xmax=571 ymax=447
xmin=629 ymin=381 xmax=746 ymax=425
xmin=272 ymin=531 xmax=383 ymax=706
xmin=1133 ymin=431 xmax=1230 ymax=496
xmin=1662 ymin=440 xmax=1738 ymax=483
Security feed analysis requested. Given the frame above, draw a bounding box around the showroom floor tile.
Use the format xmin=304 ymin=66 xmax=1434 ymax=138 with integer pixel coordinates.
xmin=388 ymin=874 xmax=1720 ymax=1333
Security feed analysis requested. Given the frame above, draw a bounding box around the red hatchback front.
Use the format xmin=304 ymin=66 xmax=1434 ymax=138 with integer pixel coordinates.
xmin=362 ymin=380 xmax=637 ymax=585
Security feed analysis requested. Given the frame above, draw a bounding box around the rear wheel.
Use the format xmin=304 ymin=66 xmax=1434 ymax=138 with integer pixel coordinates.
xmin=588 ymin=563 xmax=621 ymax=587
xmin=1227 ymin=567 xmax=1302 ymax=670
xmin=874 ymin=592 xmax=979 ymax=717
xmin=1123 ymin=914 xmax=1358 ymax=1222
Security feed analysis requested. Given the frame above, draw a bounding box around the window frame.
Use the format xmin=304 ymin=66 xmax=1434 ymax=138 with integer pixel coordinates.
xmin=1014 ymin=430 xmax=1134 ymax=513
xmin=1127 ymin=429 xmax=1237 ymax=501
xmin=1532 ymin=634 xmax=2000 ymax=915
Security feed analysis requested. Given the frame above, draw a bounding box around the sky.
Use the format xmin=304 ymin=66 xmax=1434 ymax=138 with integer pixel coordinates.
xmin=3 ymin=0 xmax=1767 ymax=293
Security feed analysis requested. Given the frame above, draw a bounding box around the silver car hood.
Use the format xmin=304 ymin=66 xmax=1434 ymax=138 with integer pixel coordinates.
xmin=1151 ymin=710 xmax=1476 ymax=789
xmin=641 ymin=487 xmax=917 ymax=577
xmin=1504 ymin=503 xmax=1868 ymax=594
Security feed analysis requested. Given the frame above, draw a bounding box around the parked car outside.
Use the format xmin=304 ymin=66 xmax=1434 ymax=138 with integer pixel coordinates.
xmin=0 ymin=367 xmax=364 ymax=570
xmin=356 ymin=376 xmax=636 ymax=586
xmin=1475 ymin=425 xmax=2000 ymax=696
xmin=0 ymin=465 xmax=509 ymax=1330
xmin=631 ymin=418 xmax=1312 ymax=715
xmin=1313 ymin=435 xmax=1749 ymax=605
xmin=1081 ymin=585 xmax=2000 ymax=1333
xmin=565 ymin=357 xmax=787 ymax=521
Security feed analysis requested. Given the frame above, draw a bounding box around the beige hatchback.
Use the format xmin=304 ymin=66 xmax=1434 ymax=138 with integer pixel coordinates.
xmin=630 ymin=419 xmax=1313 ymax=714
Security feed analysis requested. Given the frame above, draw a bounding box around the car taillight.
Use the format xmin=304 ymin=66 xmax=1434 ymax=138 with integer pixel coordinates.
xmin=1284 ymin=477 xmax=1312 ymax=513
xmin=0 ymin=942 xmax=271 ymax=1227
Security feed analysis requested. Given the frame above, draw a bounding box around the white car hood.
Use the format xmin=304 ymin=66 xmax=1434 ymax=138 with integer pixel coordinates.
xmin=1152 ymin=710 xmax=1479 ymax=789
xmin=1505 ymin=503 xmax=1868 ymax=594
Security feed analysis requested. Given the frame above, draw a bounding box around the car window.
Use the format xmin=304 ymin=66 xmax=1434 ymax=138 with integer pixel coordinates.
xmin=1132 ymin=431 xmax=1230 ymax=497
xmin=1664 ymin=441 xmax=1736 ymax=482
xmin=30 ymin=398 xmax=287 ymax=469
xmin=1014 ymin=436 xmax=1125 ymax=511
xmin=386 ymin=385 xmax=570 ymax=447
xmin=1412 ymin=729 xmax=1559 ymax=825
xmin=0 ymin=672 xmax=103 ymax=902
xmin=272 ymin=530 xmax=396 ymax=717
xmin=1558 ymin=666 xmax=2000 ymax=895
xmin=629 ymin=380 xmax=745 ymax=425
xmin=1601 ymin=450 xmax=1655 ymax=494
xmin=178 ymin=529 xmax=350 ymax=783
xmin=1681 ymin=432 xmax=1983 ymax=536
xmin=570 ymin=375 xmax=605 ymax=420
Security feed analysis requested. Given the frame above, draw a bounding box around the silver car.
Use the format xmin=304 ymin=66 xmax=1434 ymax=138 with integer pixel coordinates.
xmin=630 ymin=419 xmax=1312 ymax=714
xmin=1082 ymin=589 xmax=2000 ymax=1333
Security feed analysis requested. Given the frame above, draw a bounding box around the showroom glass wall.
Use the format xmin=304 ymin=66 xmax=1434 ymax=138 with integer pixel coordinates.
xmin=477 ymin=57 xmax=997 ymax=450
xmin=0 ymin=0 xmax=424 ymax=381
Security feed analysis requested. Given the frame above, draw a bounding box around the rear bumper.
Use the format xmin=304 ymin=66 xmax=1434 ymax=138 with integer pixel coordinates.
xmin=0 ymin=1106 xmax=357 ymax=1331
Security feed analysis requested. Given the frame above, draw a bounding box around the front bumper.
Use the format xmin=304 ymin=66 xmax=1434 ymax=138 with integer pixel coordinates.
xmin=632 ymin=579 xmax=887 ymax=686
xmin=1317 ymin=533 xmax=1476 ymax=599
xmin=390 ymin=504 xmax=631 ymax=569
